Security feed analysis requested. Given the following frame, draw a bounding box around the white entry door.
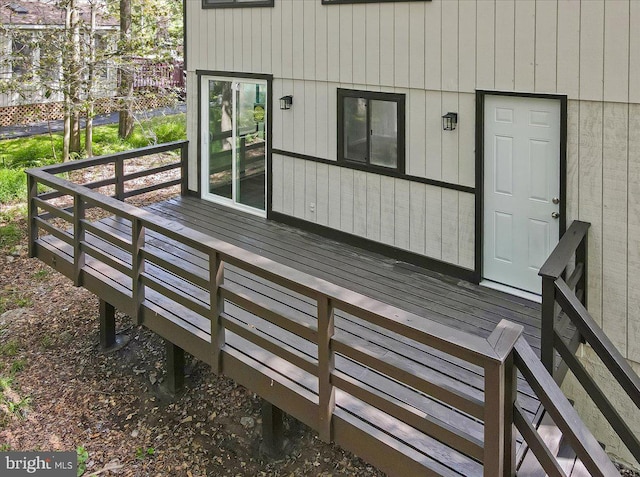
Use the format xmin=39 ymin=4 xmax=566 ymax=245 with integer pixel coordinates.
xmin=483 ymin=95 xmax=561 ymax=295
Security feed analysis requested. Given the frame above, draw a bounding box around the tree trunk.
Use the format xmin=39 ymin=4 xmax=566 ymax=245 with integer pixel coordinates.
xmin=69 ymin=2 xmax=81 ymax=155
xmin=85 ymin=3 xmax=97 ymax=157
xmin=118 ymin=0 xmax=134 ymax=139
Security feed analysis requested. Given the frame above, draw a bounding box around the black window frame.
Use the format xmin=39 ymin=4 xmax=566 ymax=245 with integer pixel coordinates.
xmin=337 ymin=88 xmax=406 ymax=175
xmin=322 ymin=0 xmax=430 ymax=4
xmin=202 ymin=0 xmax=274 ymax=8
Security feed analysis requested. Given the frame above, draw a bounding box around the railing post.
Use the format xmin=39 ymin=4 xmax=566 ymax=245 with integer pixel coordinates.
xmin=73 ymin=193 xmax=85 ymax=287
xmin=485 ymin=321 xmax=522 ymax=477
xmin=131 ymin=218 xmax=145 ymax=325
xmin=576 ymin=233 xmax=588 ymax=308
xmin=317 ymin=295 xmax=335 ymax=443
xmin=541 ymin=276 xmax=556 ymax=374
xmin=27 ymin=173 xmax=38 ymax=258
xmin=115 ymin=157 xmax=125 ymax=201
xmin=180 ymin=142 xmax=188 ymax=197
xmin=210 ymin=251 xmax=225 ymax=375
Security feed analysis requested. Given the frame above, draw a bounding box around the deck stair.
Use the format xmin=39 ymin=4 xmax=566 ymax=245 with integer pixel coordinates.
xmin=24 ymin=143 xmax=635 ymax=477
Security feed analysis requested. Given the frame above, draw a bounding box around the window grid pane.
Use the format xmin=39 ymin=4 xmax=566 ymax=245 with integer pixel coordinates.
xmin=343 ymin=97 xmax=368 ymax=163
xmin=369 ymin=100 xmax=398 ymax=169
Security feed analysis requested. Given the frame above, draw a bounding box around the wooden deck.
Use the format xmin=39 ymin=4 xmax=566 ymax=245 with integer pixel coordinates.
xmin=33 ymin=194 xmax=547 ymax=476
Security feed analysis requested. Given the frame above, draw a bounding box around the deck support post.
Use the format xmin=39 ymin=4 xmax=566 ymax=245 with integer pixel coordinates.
xmin=317 ymin=295 xmax=335 ymax=443
xmin=164 ymin=340 xmax=185 ymax=395
xmin=73 ymin=193 xmax=86 ymax=287
xmin=541 ymin=276 xmax=556 ymax=374
xmin=261 ymin=401 xmax=284 ymax=458
xmin=99 ymin=300 xmax=116 ymax=350
xmin=132 ymin=218 xmax=146 ymax=326
xmin=27 ymin=174 xmax=38 ymax=258
xmin=210 ymin=251 xmax=225 ymax=375
xmin=180 ymin=142 xmax=188 ymax=196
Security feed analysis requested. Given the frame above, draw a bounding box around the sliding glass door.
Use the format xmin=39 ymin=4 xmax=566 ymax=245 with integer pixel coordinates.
xmin=201 ymin=76 xmax=267 ymax=216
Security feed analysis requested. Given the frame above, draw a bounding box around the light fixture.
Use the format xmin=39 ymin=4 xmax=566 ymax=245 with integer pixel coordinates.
xmin=442 ymin=112 xmax=458 ymax=131
xmin=279 ymin=95 xmax=293 ymax=110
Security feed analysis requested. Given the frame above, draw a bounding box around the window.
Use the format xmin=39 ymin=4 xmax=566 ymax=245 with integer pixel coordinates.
xmin=11 ymin=34 xmax=33 ymax=76
xmin=338 ymin=89 xmax=405 ymax=173
xmin=202 ymin=0 xmax=274 ymax=8
xmin=323 ymin=0 xmax=430 ymax=4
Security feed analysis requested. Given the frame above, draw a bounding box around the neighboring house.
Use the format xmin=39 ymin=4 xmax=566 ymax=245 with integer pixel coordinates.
xmin=184 ymin=0 xmax=640 ymax=467
xmin=0 ymin=0 xmax=118 ymax=108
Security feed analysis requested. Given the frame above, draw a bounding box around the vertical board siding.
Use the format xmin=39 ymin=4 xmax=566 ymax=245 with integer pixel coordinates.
xmin=303 ymin=1 xmax=316 ymax=81
xmin=601 ymin=103 xmax=628 ymax=354
xmin=475 ymin=0 xmax=495 ymax=90
xmin=494 ymin=0 xmax=515 ymax=92
xmin=353 ymin=171 xmax=368 ymax=237
xmin=566 ymin=100 xmax=580 ymax=225
xmin=340 ymin=168 xmax=354 ymax=233
xmin=272 ymin=154 xmax=284 ymax=213
xmin=458 ymin=192 xmax=475 ymax=270
xmin=316 ymin=163 xmax=330 ymax=226
xmin=534 ymin=0 xmax=557 ymax=93
xmin=514 ymin=0 xmax=535 ymax=93
xmin=630 ymin=2 xmax=640 ymax=104
xmin=457 ymin=1 xmax=476 ymax=94
xmin=409 ymin=182 xmax=426 ymax=255
xmin=293 ymin=158 xmax=306 ymax=219
xmin=579 ymin=0 xmax=605 ymax=101
xmin=305 ymin=161 xmax=317 ymax=223
xmin=379 ymin=4 xmax=394 ymax=87
xmin=352 ymin=5 xmax=367 ymax=86
xmin=366 ymin=174 xmax=381 ymax=242
xmin=440 ymin=0 xmax=458 ymax=92
xmin=628 ymin=105 xmax=640 ymax=362
xmin=409 ymin=2 xmax=425 ymax=90
xmin=557 ymin=0 xmax=581 ymax=99
xmin=394 ymin=178 xmax=410 ymax=251
xmin=603 ymin=0 xmax=629 ymax=103
xmin=578 ymin=101 xmax=604 ymax=326
xmin=380 ymin=176 xmax=395 ymax=246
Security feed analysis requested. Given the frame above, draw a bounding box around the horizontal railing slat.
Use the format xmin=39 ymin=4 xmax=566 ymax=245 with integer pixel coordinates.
xmin=555 ymin=279 xmax=640 ymax=410
xmin=33 ymin=197 xmax=74 ymax=223
xmin=513 ymin=402 xmax=567 ymax=477
xmin=80 ymin=242 xmax=132 ymax=277
xmin=122 ymin=179 xmax=182 ymax=199
xmin=514 ymin=338 xmax=619 ymax=477
xmin=122 ymin=161 xmax=181 ymax=182
xmin=332 ymin=339 xmax=485 ymax=420
xmin=83 ymin=221 xmax=133 ymax=253
xmin=140 ymin=273 xmax=209 ymax=319
xmin=140 ymin=249 xmax=209 ymax=290
xmin=220 ymin=313 xmax=318 ymax=377
xmin=35 ymin=217 xmax=73 ymax=245
xmin=220 ymin=283 xmax=318 ymax=344
xmin=332 ymin=370 xmax=484 ymax=462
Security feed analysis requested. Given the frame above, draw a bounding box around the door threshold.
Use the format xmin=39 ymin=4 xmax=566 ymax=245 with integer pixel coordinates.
xmin=480 ymin=280 xmax=542 ymax=304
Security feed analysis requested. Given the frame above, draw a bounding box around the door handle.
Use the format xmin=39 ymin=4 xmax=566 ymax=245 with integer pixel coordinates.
xmin=551 ymin=212 xmax=560 ymax=219
xmin=552 ymin=197 xmax=560 ymax=205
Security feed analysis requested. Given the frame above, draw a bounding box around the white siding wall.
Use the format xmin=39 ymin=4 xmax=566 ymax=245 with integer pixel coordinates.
xmin=186 ymin=0 xmax=640 ymax=366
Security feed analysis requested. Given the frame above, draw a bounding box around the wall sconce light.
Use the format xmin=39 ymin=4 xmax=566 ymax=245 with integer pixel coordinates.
xmin=279 ymin=95 xmax=293 ymax=110
xmin=442 ymin=112 xmax=458 ymax=131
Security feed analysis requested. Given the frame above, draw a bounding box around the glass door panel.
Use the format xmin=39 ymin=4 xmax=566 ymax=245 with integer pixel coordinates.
xmin=207 ymin=79 xmax=233 ymax=200
xmin=236 ymin=82 xmax=266 ymax=210
xmin=202 ymin=77 xmax=267 ymax=216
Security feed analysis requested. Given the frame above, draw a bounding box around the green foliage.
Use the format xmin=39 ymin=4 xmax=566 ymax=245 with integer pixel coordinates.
xmin=76 ymin=446 xmax=89 ymax=476
xmin=0 ymin=443 xmax=11 ymax=451
xmin=33 ymin=269 xmax=50 ymax=280
xmin=135 ymin=447 xmax=155 ymax=460
xmin=0 ymin=169 xmax=27 ymax=203
xmin=0 ymin=341 xmax=19 ymax=358
xmin=0 ymin=222 xmax=22 ymax=248
xmin=10 ymin=359 xmax=26 ymax=374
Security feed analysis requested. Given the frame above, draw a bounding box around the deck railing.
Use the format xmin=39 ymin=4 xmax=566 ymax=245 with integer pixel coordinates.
xmin=25 ymin=144 xmax=619 ymax=477
xmin=539 ymin=220 xmax=640 ymax=465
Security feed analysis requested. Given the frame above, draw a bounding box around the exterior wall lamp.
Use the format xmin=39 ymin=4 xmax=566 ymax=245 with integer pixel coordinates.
xmin=442 ymin=112 xmax=458 ymax=131
xmin=279 ymin=95 xmax=293 ymax=110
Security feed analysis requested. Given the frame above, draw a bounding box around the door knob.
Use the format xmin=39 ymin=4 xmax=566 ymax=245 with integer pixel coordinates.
xmin=552 ymin=197 xmax=560 ymax=205
xmin=551 ymin=212 xmax=560 ymax=219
